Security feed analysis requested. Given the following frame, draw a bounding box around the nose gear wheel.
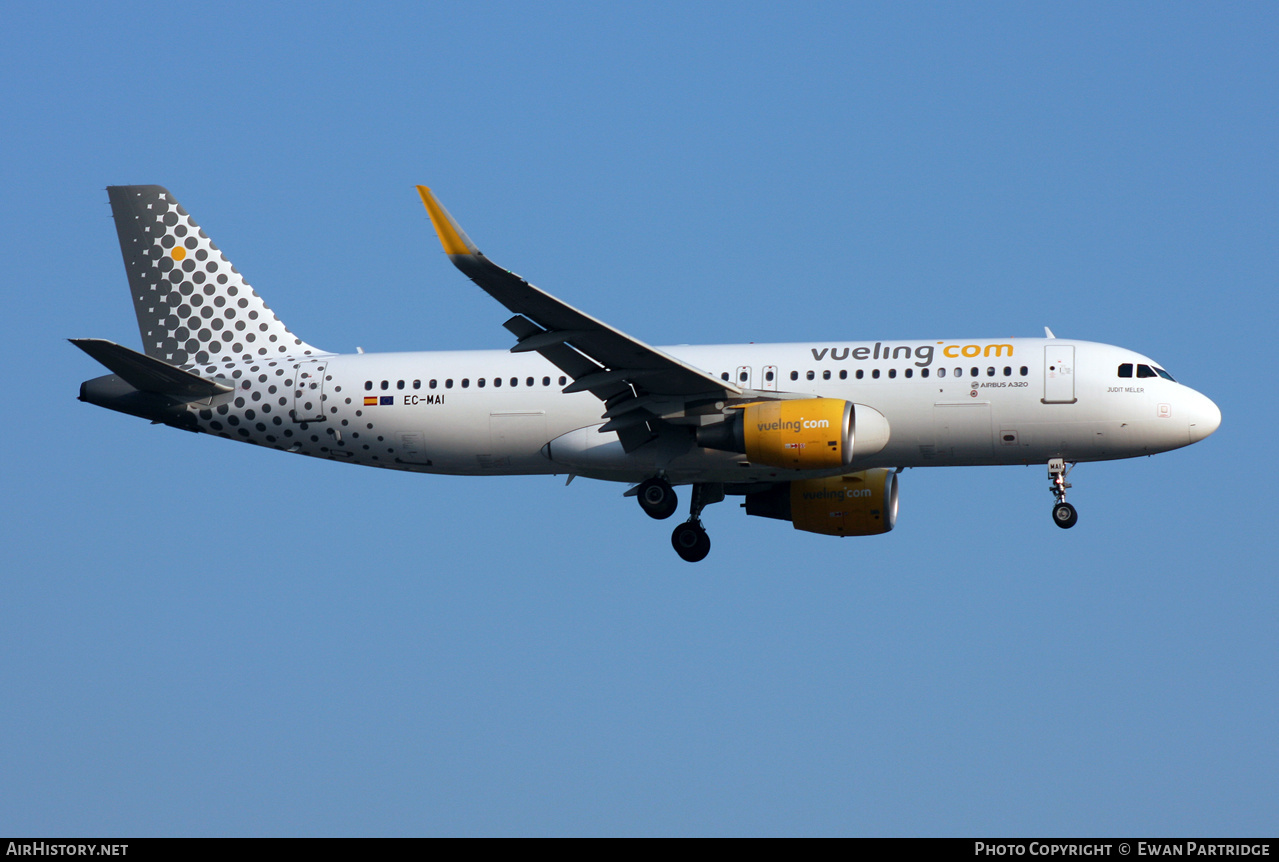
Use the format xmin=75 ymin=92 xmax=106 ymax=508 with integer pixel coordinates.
xmin=1047 ymin=458 xmax=1078 ymax=529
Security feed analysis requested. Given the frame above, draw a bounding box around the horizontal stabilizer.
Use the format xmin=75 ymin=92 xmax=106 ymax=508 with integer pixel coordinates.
xmin=70 ymin=338 xmax=232 ymax=398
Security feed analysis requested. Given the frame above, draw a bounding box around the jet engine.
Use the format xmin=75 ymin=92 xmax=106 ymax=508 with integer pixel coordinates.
xmin=697 ymin=398 xmax=853 ymax=469
xmin=744 ymin=468 xmax=899 ymax=536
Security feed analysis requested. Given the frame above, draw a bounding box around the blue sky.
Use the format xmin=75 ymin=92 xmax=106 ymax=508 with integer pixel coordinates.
xmin=2 ymin=1 xmax=1275 ymax=836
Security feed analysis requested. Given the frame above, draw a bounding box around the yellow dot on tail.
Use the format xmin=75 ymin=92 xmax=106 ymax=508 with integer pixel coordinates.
xmin=171 ymin=246 xmax=186 ymax=261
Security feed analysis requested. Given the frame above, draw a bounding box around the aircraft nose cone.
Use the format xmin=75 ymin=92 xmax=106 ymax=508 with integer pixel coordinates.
xmin=1188 ymin=391 xmax=1221 ymax=443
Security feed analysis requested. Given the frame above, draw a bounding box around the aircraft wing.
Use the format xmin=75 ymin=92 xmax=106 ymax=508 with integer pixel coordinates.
xmin=417 ymin=186 xmax=743 ymax=450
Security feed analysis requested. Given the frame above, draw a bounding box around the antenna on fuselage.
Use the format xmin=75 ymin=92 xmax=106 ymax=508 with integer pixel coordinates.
xmin=1044 ymin=326 xmax=1057 ymax=339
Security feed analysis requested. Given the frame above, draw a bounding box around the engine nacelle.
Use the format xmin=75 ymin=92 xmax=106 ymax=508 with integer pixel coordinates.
xmin=744 ymin=468 xmax=899 ymax=536
xmin=697 ymin=398 xmax=853 ymax=469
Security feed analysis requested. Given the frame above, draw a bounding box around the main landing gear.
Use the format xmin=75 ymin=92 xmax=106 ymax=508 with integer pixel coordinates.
xmin=671 ymin=521 xmax=711 ymax=563
xmin=635 ymin=479 xmax=722 ymax=562
xmin=1048 ymin=457 xmax=1078 ymax=529
xmin=670 ymin=483 xmax=724 ymax=563
xmin=636 ymin=477 xmax=679 ymax=520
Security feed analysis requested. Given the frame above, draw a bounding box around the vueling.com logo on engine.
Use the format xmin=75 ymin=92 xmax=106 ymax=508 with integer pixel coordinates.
xmin=801 ymin=487 xmax=871 ymax=501
xmin=756 ymin=418 xmax=831 ymax=433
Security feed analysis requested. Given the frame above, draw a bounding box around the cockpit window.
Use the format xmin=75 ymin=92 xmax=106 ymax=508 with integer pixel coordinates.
xmin=1137 ymin=364 xmax=1158 ymax=378
xmin=1155 ymin=367 xmax=1175 ymax=381
xmin=1118 ymin=363 xmax=1133 ymax=378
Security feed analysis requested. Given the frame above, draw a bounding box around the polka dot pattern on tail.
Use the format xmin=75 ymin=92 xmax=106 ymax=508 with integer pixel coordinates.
xmin=107 ymin=185 xmax=321 ymax=370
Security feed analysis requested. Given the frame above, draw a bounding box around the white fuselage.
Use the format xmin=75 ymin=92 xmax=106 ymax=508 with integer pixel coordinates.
xmin=195 ymin=337 xmax=1220 ymax=486
xmin=82 ymin=184 xmax=1224 ymax=560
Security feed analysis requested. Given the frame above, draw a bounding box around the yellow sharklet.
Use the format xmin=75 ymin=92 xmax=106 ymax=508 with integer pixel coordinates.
xmin=416 ymin=185 xmax=477 ymax=257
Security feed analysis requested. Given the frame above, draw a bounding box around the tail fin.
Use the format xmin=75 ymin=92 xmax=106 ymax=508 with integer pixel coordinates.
xmin=107 ymin=185 xmax=321 ymax=369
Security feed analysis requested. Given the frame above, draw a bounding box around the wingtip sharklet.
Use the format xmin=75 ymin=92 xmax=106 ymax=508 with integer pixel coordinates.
xmin=416 ymin=185 xmax=479 ymax=257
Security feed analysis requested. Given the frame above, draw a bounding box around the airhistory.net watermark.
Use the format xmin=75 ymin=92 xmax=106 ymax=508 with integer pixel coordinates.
xmin=5 ymin=845 xmax=127 ymax=856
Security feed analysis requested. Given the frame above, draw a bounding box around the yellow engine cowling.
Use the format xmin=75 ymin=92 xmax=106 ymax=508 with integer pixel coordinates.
xmin=745 ymin=468 xmax=899 ymax=536
xmin=740 ymin=399 xmax=853 ymax=469
xmin=791 ymin=469 xmax=898 ymax=536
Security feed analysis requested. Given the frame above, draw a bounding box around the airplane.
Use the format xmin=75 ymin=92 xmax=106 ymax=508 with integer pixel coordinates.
xmin=73 ymin=185 xmax=1221 ymax=562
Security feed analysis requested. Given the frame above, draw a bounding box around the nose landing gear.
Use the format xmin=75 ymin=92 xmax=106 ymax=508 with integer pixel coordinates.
xmin=671 ymin=483 xmax=724 ymax=562
xmin=1048 ymin=458 xmax=1078 ymax=529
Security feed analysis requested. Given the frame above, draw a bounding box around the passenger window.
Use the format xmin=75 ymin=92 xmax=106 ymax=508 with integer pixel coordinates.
xmin=766 ymin=370 xmax=775 ymax=382
xmin=1118 ymin=363 xmax=1133 ymax=378
xmin=721 ymin=372 xmax=729 ymax=381
xmin=954 ymin=368 xmax=962 ymax=377
xmin=445 ymin=379 xmax=453 ymax=389
xmin=526 ymin=377 xmax=535 ymax=387
xmin=364 ymin=381 xmax=372 ymax=391
xmin=543 ymin=377 xmax=550 ymax=386
xmin=921 ymin=368 xmax=929 ymax=378
xmin=559 ymin=376 xmax=567 ymax=386
xmin=856 ymin=369 xmax=864 ymax=379
xmin=429 ymin=379 xmax=437 ymax=389
xmin=806 ymin=371 xmax=815 ymax=380
xmin=739 ymin=371 xmax=748 ymax=382
xmin=413 ymin=379 xmax=421 ymax=389
xmin=823 ymin=370 xmax=831 ymax=380
xmin=397 ymin=380 xmax=405 ymax=390
xmin=493 ymin=377 xmax=501 ymax=387
xmin=1020 ymin=366 xmax=1028 ymax=376
xmin=839 ymin=370 xmax=847 ymax=380
xmin=970 ymin=368 xmax=978 ymax=377
xmin=790 ymin=371 xmax=799 ymax=381
xmin=888 ymin=369 xmax=896 ymax=379
xmin=478 ymin=378 xmax=486 ymax=388
xmin=905 ymin=368 xmax=913 ymax=378
xmin=511 ymin=377 xmax=518 ymax=387
xmin=1137 ymin=365 xmax=1157 ymax=378
xmin=1003 ymin=367 xmax=1011 ymax=377
xmin=872 ymin=369 xmax=880 ymax=379
xmin=938 ymin=367 xmax=946 ymax=378
xmin=461 ymin=378 xmax=470 ymax=388
xmin=380 ymin=380 xmax=389 ymax=390
xmin=986 ymin=367 xmax=995 ymax=377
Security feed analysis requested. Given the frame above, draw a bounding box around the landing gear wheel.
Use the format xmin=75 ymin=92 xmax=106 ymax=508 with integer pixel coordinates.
xmin=1052 ymin=502 xmax=1078 ymax=529
xmin=1046 ymin=459 xmax=1078 ymax=530
xmin=637 ymin=478 xmax=678 ymax=520
xmin=671 ymin=521 xmax=711 ymax=562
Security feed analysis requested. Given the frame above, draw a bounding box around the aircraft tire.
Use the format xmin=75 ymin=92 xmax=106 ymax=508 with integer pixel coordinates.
xmin=671 ymin=521 xmax=711 ymax=562
xmin=638 ymin=478 xmax=678 ymax=520
xmin=1052 ymin=502 xmax=1078 ymax=529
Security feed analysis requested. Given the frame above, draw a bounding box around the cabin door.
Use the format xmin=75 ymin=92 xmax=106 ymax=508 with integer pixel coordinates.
xmin=1043 ymin=345 xmax=1076 ymax=404
xmin=292 ymin=360 xmax=328 ymax=422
